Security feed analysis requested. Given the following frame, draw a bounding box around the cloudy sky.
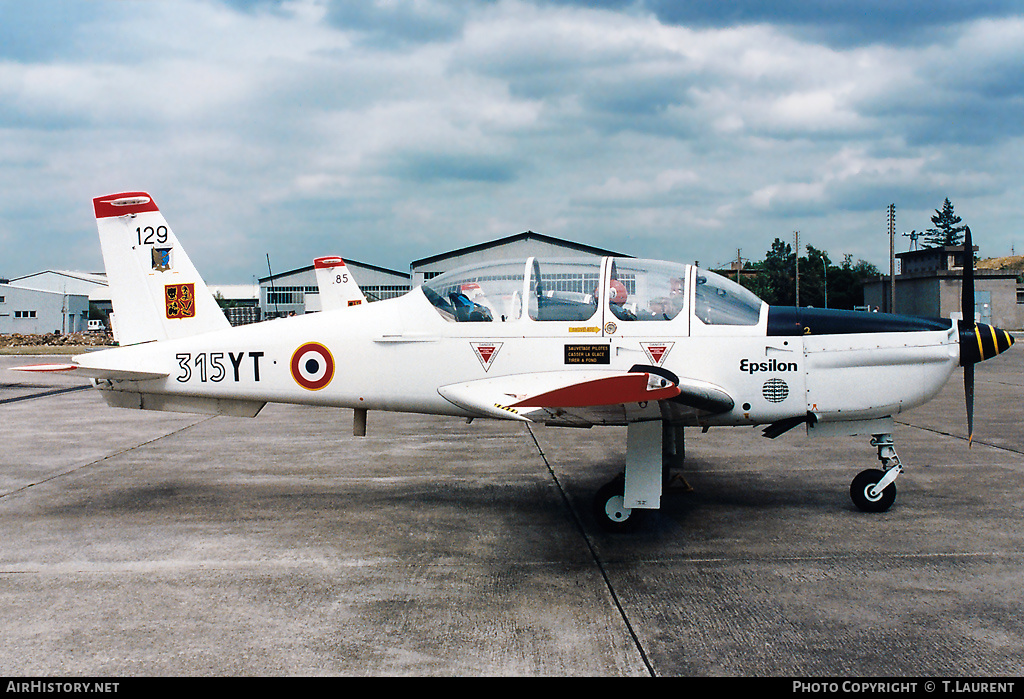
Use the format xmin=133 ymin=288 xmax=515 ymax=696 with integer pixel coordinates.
xmin=2 ymin=0 xmax=1023 ymax=284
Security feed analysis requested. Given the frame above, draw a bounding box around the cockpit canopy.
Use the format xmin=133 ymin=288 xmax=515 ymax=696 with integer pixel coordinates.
xmin=422 ymin=257 xmax=764 ymax=327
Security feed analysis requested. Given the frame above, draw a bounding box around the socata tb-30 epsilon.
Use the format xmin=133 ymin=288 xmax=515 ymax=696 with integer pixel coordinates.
xmin=18 ymin=192 xmax=1015 ymax=531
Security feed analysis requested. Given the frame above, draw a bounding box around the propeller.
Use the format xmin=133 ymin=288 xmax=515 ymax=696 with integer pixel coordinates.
xmin=961 ymin=225 xmax=975 ymax=446
xmin=955 ymin=227 xmax=1014 ymax=447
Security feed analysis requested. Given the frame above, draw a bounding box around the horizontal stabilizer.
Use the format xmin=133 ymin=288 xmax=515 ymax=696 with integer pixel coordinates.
xmin=11 ymin=363 xmax=167 ymax=381
xmin=11 ymin=363 xmax=78 ymax=373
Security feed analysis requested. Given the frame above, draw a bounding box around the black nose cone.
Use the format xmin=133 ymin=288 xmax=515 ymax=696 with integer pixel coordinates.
xmin=960 ymin=323 xmax=1015 ymax=366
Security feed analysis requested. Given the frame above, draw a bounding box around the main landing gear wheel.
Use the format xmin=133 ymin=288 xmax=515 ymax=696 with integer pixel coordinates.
xmin=850 ymin=468 xmax=897 ymax=513
xmin=593 ymin=478 xmax=647 ymax=533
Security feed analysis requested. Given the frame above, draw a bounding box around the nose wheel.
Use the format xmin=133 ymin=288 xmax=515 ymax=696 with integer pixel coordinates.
xmin=850 ymin=469 xmax=897 ymax=512
xmin=850 ymin=433 xmax=902 ymax=513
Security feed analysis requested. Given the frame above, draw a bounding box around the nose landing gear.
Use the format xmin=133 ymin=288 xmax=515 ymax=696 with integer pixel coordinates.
xmin=850 ymin=433 xmax=902 ymax=513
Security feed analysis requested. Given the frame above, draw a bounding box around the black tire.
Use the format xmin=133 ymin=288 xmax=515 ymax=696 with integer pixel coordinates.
xmin=593 ymin=478 xmax=646 ymax=532
xmin=850 ymin=469 xmax=896 ymax=513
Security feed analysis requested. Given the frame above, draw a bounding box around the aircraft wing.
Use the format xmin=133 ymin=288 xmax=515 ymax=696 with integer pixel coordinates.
xmin=438 ymin=370 xmax=733 ymax=426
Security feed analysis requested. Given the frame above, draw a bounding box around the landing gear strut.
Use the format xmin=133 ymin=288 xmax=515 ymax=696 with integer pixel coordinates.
xmin=850 ymin=433 xmax=902 ymax=513
xmin=593 ymin=421 xmax=682 ymax=532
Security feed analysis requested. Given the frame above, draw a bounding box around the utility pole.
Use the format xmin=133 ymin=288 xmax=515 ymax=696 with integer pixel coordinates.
xmin=822 ymin=257 xmax=828 ymax=309
xmin=888 ymin=204 xmax=896 ymax=313
xmin=794 ymin=231 xmax=800 ymax=307
xmin=736 ymin=248 xmax=742 ymax=283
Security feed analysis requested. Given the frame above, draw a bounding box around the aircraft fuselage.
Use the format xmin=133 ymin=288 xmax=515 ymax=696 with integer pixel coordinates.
xmin=80 ymin=284 xmax=962 ymax=430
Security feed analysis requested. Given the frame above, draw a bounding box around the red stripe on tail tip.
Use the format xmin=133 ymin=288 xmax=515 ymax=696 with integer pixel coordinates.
xmin=93 ymin=192 xmax=159 ymax=218
xmin=314 ymin=257 xmax=346 ymax=269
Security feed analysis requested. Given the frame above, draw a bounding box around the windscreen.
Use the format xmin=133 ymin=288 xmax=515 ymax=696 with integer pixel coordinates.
xmin=693 ymin=269 xmax=764 ymax=325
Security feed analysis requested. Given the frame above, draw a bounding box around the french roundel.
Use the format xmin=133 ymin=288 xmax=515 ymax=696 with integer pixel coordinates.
xmin=290 ymin=342 xmax=335 ymax=391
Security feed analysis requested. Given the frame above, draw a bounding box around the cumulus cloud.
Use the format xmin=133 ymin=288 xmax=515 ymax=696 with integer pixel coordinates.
xmin=0 ymin=0 xmax=1022 ymax=280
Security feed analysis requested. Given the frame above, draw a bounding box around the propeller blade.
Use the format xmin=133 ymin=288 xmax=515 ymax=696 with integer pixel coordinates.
xmin=965 ymin=363 xmax=975 ymax=447
xmin=962 ymin=225 xmax=974 ymax=329
xmin=962 ymin=225 xmax=976 ymax=447
xmin=957 ymin=226 xmax=1016 ymax=445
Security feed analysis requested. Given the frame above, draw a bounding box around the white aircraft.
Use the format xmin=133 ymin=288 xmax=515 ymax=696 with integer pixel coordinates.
xmin=312 ymin=256 xmax=366 ymax=311
xmin=16 ymin=192 xmax=1015 ymax=531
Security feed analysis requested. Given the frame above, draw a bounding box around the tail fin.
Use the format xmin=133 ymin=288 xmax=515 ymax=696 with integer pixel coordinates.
xmin=313 ymin=256 xmax=366 ymax=311
xmin=93 ymin=192 xmax=230 ymax=345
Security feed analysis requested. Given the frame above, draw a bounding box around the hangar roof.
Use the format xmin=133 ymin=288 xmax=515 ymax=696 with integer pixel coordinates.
xmin=410 ymin=231 xmax=631 ymax=269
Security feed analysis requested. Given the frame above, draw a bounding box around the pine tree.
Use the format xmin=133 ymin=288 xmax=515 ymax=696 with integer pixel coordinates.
xmin=924 ymin=198 xmax=966 ymax=247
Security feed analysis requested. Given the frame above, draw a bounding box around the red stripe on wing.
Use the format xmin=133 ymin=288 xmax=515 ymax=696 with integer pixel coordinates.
xmin=509 ymin=373 xmax=680 ymax=408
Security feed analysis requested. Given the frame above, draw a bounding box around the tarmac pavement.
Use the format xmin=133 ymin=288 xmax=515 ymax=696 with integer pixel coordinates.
xmin=1 ymin=346 xmax=1022 ymax=677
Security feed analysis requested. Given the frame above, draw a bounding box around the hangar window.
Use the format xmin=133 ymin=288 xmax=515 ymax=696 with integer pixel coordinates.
xmin=528 ymin=259 xmax=602 ymax=322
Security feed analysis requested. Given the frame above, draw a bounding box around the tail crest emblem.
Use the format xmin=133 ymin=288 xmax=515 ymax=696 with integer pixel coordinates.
xmin=165 ymin=283 xmax=196 ymax=319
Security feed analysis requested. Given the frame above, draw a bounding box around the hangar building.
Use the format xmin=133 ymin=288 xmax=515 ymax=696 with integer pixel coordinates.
xmin=410 ymin=231 xmax=630 ymax=287
xmin=259 ymin=259 xmax=411 ymax=318
xmin=0 ymin=282 xmax=90 ymax=334
xmin=6 ymin=270 xmax=262 ymax=329
xmin=8 ymin=270 xmax=110 ymax=314
xmin=258 ymin=233 xmax=628 ymax=318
